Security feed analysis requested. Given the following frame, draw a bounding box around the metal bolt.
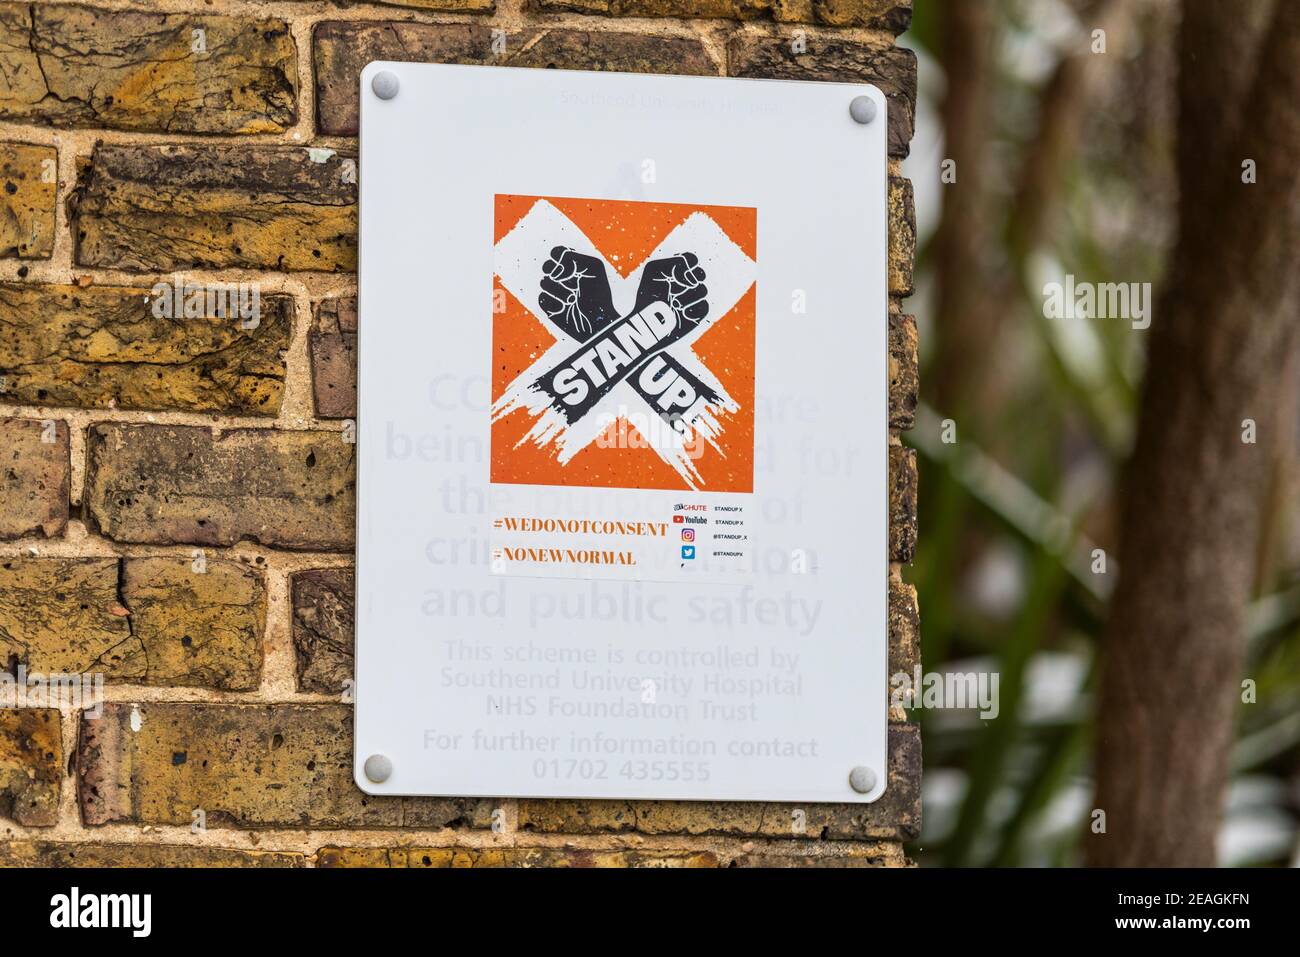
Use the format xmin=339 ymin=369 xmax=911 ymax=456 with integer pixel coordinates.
xmin=849 ymin=95 xmax=877 ymax=125
xmin=371 ymin=71 xmax=400 ymax=101
xmin=849 ymin=766 xmax=877 ymax=793
xmin=364 ymin=753 xmax=393 ymax=783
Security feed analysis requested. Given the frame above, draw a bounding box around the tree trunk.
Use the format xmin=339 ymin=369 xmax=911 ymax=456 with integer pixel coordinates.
xmin=930 ymin=0 xmax=1132 ymax=424
xmin=1088 ymin=0 xmax=1300 ymax=866
xmin=929 ymin=0 xmax=997 ymax=417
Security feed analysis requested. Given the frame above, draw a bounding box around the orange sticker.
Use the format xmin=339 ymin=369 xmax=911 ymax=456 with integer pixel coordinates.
xmin=490 ymin=195 xmax=757 ymax=493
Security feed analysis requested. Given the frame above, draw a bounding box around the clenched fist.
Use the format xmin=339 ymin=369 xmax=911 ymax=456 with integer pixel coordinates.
xmin=538 ymin=246 xmax=619 ymax=339
xmin=634 ymin=253 xmax=709 ymax=326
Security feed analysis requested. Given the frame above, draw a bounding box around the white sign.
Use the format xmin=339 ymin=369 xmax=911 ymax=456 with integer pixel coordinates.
xmin=355 ymin=62 xmax=890 ymax=803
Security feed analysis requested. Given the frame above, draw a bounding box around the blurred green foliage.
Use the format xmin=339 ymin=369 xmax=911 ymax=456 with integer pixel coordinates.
xmin=903 ymin=0 xmax=1299 ymax=867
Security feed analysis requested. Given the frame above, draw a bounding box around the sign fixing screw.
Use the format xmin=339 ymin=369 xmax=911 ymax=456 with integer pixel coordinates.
xmin=849 ymin=95 xmax=877 ymax=125
xmin=364 ymin=754 xmax=393 ymax=783
xmin=372 ymin=71 xmax=400 ymax=101
xmin=849 ymin=766 xmax=877 ymax=793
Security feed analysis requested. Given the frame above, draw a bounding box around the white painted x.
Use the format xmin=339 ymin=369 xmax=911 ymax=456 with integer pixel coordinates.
xmin=492 ymin=200 xmax=756 ymax=488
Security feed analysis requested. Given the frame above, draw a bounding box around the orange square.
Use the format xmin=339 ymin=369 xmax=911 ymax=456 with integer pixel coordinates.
xmin=490 ymin=195 xmax=756 ymax=493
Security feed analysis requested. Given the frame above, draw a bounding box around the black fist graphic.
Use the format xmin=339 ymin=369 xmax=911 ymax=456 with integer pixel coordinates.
xmin=635 ymin=253 xmax=708 ymax=326
xmin=538 ymin=246 xmax=619 ymax=340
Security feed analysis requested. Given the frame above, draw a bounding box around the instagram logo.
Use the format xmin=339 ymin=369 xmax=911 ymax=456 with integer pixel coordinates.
xmin=681 ymin=528 xmax=696 ymax=542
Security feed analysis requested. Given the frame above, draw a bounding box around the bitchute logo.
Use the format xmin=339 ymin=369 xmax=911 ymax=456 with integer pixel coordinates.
xmin=490 ymin=196 xmax=757 ymax=492
xmin=50 ymin=887 xmax=151 ymax=937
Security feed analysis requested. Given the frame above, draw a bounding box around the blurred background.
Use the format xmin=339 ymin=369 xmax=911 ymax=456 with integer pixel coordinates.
xmin=900 ymin=0 xmax=1300 ymax=866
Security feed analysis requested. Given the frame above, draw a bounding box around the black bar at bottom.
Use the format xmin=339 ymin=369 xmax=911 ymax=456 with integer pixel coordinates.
xmin=0 ymin=865 xmax=1291 ymax=942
